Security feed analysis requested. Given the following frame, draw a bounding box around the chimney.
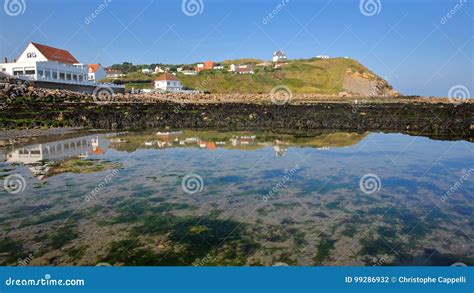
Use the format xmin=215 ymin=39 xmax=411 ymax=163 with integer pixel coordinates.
xmin=3 ymin=57 xmax=7 ymax=63
xmin=13 ymin=58 xmax=17 ymax=63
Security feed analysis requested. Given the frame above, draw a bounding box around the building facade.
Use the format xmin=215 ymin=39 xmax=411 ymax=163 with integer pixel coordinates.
xmin=88 ymin=63 xmax=106 ymax=82
xmin=154 ymin=72 xmax=183 ymax=91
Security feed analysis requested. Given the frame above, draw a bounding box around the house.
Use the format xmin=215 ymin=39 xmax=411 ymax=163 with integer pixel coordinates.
xmin=272 ymin=50 xmax=287 ymax=62
xmin=0 ymin=42 xmax=89 ymax=84
xmin=87 ymin=63 xmax=106 ymax=82
xmin=236 ymin=64 xmax=254 ymax=75
xmin=182 ymin=70 xmax=197 ymax=75
xmin=105 ymin=68 xmax=125 ymax=78
xmin=154 ymin=66 xmax=165 ymax=74
xmin=213 ymin=63 xmax=224 ymax=70
xmin=141 ymin=68 xmax=151 ymax=74
xmin=229 ymin=64 xmax=237 ymax=72
xmin=316 ymin=55 xmax=330 ymax=59
xmin=196 ymin=61 xmax=215 ymax=72
xmin=154 ymin=72 xmax=183 ymax=91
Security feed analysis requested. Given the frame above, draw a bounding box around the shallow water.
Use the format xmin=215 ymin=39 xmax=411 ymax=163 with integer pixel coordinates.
xmin=0 ymin=130 xmax=473 ymax=266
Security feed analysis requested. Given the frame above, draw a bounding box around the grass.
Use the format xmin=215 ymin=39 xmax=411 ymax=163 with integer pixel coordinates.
xmin=109 ymin=57 xmax=385 ymax=94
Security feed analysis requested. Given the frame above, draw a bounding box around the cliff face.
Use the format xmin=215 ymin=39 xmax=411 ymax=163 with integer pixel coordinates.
xmin=1 ymin=101 xmax=472 ymax=140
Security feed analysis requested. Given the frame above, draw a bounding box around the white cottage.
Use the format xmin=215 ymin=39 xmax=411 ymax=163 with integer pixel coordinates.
xmin=88 ymin=63 xmax=106 ymax=82
xmin=154 ymin=72 xmax=183 ymax=91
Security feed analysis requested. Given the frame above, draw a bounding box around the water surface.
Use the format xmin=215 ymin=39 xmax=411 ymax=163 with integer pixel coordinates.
xmin=0 ymin=130 xmax=472 ymax=266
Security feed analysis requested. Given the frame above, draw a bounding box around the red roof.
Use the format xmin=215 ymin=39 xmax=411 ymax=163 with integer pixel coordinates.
xmin=156 ymin=72 xmax=179 ymax=81
xmin=31 ymin=42 xmax=79 ymax=64
xmin=88 ymin=63 xmax=101 ymax=73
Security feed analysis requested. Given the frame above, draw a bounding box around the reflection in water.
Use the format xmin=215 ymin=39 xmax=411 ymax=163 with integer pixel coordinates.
xmin=3 ymin=136 xmax=110 ymax=179
xmin=0 ymin=130 xmax=472 ymax=267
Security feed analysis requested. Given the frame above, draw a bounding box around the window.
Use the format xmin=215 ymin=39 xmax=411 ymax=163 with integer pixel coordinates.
xmin=52 ymin=71 xmax=58 ymax=79
xmin=25 ymin=69 xmax=35 ymax=75
xmin=13 ymin=69 xmax=23 ymax=75
xmin=45 ymin=70 xmax=51 ymax=78
xmin=167 ymin=81 xmax=170 ymax=85
xmin=79 ymin=75 xmax=83 ymax=81
xmin=66 ymin=73 xmax=72 ymax=81
xmin=72 ymin=74 xmax=77 ymax=81
xmin=38 ymin=69 xmax=44 ymax=76
xmin=59 ymin=72 xmax=65 ymax=80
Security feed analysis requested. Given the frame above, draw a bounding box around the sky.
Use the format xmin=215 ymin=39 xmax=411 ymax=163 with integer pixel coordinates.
xmin=0 ymin=0 xmax=472 ymax=96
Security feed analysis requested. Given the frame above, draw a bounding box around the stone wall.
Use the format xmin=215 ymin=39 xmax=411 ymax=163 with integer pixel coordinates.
xmin=1 ymin=101 xmax=472 ymax=140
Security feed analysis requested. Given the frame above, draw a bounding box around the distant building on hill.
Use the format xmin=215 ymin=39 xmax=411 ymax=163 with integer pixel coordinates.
xmin=105 ymin=68 xmax=125 ymax=78
xmin=141 ymin=68 xmax=151 ymax=74
xmin=154 ymin=72 xmax=183 ymax=91
xmin=316 ymin=55 xmax=330 ymax=59
xmin=272 ymin=50 xmax=287 ymax=62
xmin=196 ymin=61 xmax=215 ymax=72
xmin=236 ymin=64 xmax=254 ymax=75
xmin=88 ymin=63 xmax=106 ymax=82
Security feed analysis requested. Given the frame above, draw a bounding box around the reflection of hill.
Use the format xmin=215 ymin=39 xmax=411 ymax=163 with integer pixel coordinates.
xmin=108 ymin=130 xmax=368 ymax=152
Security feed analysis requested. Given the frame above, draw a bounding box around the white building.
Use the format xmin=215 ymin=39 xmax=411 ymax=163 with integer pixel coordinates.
xmin=229 ymin=64 xmax=237 ymax=72
xmin=88 ymin=63 xmax=106 ymax=82
xmin=141 ymin=68 xmax=151 ymax=74
xmin=154 ymin=72 xmax=183 ymax=91
xmin=0 ymin=42 xmax=90 ymax=85
xmin=272 ymin=50 xmax=287 ymax=62
xmin=316 ymin=55 xmax=330 ymax=59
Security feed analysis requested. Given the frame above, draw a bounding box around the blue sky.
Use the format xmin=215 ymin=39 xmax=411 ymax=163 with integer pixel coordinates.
xmin=0 ymin=0 xmax=472 ymax=96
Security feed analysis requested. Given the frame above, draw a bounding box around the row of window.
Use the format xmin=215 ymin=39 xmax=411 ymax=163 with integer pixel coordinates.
xmin=18 ymin=140 xmax=92 ymax=155
xmin=12 ymin=68 xmax=88 ymax=82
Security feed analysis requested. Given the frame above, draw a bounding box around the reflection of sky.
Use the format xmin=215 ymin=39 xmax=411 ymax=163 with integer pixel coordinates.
xmin=1 ymin=132 xmax=473 ymax=227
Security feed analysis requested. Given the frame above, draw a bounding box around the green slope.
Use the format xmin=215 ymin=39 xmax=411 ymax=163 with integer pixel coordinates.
xmin=178 ymin=57 xmax=388 ymax=94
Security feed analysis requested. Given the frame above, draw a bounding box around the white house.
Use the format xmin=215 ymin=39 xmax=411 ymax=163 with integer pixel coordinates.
xmin=229 ymin=64 xmax=237 ymax=72
xmin=88 ymin=63 xmax=106 ymax=82
xmin=0 ymin=42 xmax=90 ymax=84
xmin=105 ymin=68 xmax=125 ymax=78
xmin=316 ymin=55 xmax=330 ymax=59
xmin=141 ymin=68 xmax=151 ymax=74
xmin=272 ymin=50 xmax=287 ymax=62
xmin=154 ymin=72 xmax=183 ymax=91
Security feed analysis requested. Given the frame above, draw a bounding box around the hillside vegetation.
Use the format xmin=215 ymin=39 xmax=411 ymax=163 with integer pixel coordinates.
xmin=109 ymin=57 xmax=395 ymax=96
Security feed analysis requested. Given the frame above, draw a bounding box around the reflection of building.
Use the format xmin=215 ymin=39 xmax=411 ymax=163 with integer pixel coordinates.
xmin=274 ymin=145 xmax=288 ymax=157
xmin=6 ymin=135 xmax=109 ymax=165
xmin=230 ymin=136 xmax=256 ymax=146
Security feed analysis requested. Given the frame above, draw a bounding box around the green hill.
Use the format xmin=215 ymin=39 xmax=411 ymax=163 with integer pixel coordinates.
xmin=111 ymin=57 xmax=394 ymax=95
xmin=179 ymin=57 xmax=392 ymax=95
